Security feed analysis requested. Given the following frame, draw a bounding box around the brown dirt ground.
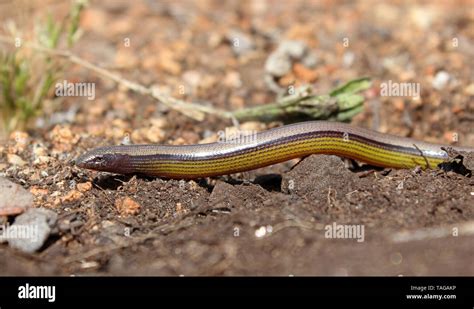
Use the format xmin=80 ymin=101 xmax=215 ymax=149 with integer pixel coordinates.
xmin=0 ymin=0 xmax=473 ymax=275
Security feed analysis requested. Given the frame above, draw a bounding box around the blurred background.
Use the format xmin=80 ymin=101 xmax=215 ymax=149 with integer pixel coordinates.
xmin=0 ymin=0 xmax=472 ymax=144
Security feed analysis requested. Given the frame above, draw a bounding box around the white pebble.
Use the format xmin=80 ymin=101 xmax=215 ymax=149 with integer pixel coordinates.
xmin=343 ymin=51 xmax=355 ymax=68
xmin=255 ymin=226 xmax=267 ymax=238
xmin=432 ymin=71 xmax=450 ymax=90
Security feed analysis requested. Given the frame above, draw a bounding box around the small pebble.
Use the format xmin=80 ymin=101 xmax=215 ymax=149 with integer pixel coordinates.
xmin=182 ymin=70 xmax=202 ymax=88
xmin=432 ymin=71 xmax=450 ymax=90
xmin=61 ymin=190 xmax=84 ymax=203
xmin=279 ymin=40 xmax=307 ymax=58
xmin=8 ymin=131 xmax=29 ymax=153
xmin=77 ymin=182 xmax=92 ymax=192
xmin=302 ymin=52 xmax=318 ymax=68
xmin=464 ymin=83 xmax=474 ymax=96
xmin=343 ymin=51 xmax=355 ymax=67
xmin=7 ymin=154 xmax=27 ymax=167
xmin=265 ymin=52 xmax=292 ymax=77
xmin=227 ymin=30 xmax=255 ymax=56
xmin=49 ymin=125 xmax=80 ymax=153
xmin=115 ymin=197 xmax=141 ymax=216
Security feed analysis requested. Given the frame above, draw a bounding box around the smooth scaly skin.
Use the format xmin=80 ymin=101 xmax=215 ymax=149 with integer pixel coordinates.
xmin=75 ymin=121 xmax=474 ymax=179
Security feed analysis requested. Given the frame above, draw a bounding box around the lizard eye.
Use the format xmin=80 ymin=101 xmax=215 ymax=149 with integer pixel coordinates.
xmin=93 ymin=155 xmax=106 ymax=166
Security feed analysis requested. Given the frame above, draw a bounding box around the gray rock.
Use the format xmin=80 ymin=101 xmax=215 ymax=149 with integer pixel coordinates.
xmin=265 ymin=40 xmax=310 ymax=77
xmin=278 ymin=40 xmax=307 ymax=59
xmin=0 ymin=177 xmax=33 ymax=216
xmin=227 ymin=30 xmax=255 ymax=56
xmin=264 ymin=40 xmax=318 ymax=94
xmin=265 ymin=52 xmax=292 ymax=77
xmin=302 ymin=52 xmax=319 ymax=68
xmin=4 ymin=208 xmax=58 ymax=253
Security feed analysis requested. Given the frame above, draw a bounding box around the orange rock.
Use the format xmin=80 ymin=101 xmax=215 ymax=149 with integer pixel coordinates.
xmin=208 ymin=32 xmax=223 ymax=48
xmin=293 ymin=63 xmax=318 ymax=83
xmin=464 ymin=83 xmax=474 ymax=96
xmin=145 ymin=126 xmax=166 ymax=143
xmin=30 ymin=186 xmax=49 ymax=196
xmin=149 ymin=118 xmax=169 ymax=129
xmin=241 ymin=121 xmax=266 ymax=132
xmin=223 ymin=71 xmax=242 ymax=88
xmin=158 ymin=50 xmax=182 ymax=75
xmin=452 ymin=105 xmax=464 ymax=114
xmin=443 ymin=131 xmax=457 ymax=144
xmin=131 ymin=126 xmax=166 ymax=144
xmin=61 ymin=190 xmax=84 ymax=203
xmin=278 ymin=72 xmax=296 ymax=87
xmin=142 ymin=55 xmax=158 ymax=71
xmin=49 ymin=125 xmax=80 ymax=153
xmin=8 ymin=131 xmax=29 ymax=154
xmin=424 ymin=65 xmax=436 ymax=77
xmin=171 ymin=137 xmax=187 ymax=146
xmin=115 ymin=47 xmax=139 ymax=69
xmin=0 ymin=206 xmax=24 ymax=216
xmin=170 ymin=40 xmax=189 ymax=57
xmin=229 ymin=96 xmax=245 ymax=109
xmin=80 ymin=8 xmax=108 ymax=33
xmin=89 ymin=103 xmax=106 ymax=117
xmin=285 ymin=23 xmax=315 ymax=42
xmin=109 ymin=18 xmax=134 ymax=36
xmin=131 ymin=128 xmax=147 ymax=144
xmin=76 ymin=182 xmax=92 ymax=193
xmin=199 ymin=135 xmax=219 ymax=144
xmin=86 ymin=124 xmax=106 ymax=136
xmin=7 ymin=154 xmax=26 ymax=166
xmin=393 ymin=99 xmax=405 ymax=111
xmin=199 ymin=75 xmax=217 ymax=91
xmin=115 ymin=197 xmax=141 ymax=216
xmin=33 ymin=155 xmax=52 ymax=166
